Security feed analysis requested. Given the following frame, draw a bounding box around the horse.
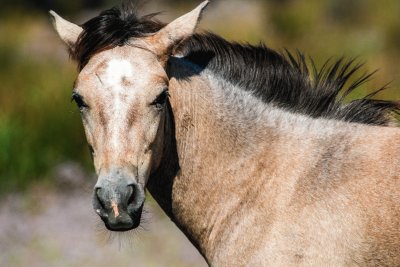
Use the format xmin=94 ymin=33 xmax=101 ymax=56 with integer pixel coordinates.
xmin=50 ymin=1 xmax=400 ymax=266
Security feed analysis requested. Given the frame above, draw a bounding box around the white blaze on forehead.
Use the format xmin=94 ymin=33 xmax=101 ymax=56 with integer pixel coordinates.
xmin=96 ymin=56 xmax=162 ymax=153
xmin=105 ymin=59 xmax=133 ymax=86
xmin=102 ymin=59 xmax=136 ymax=151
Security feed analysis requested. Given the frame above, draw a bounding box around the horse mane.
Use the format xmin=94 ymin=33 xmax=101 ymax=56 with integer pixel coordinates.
xmin=71 ymin=2 xmax=164 ymax=70
xmin=70 ymin=4 xmax=399 ymax=126
xmin=178 ymin=34 xmax=400 ymax=126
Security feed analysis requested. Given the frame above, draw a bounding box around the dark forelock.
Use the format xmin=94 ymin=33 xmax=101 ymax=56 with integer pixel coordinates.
xmin=70 ymin=3 xmax=164 ymax=69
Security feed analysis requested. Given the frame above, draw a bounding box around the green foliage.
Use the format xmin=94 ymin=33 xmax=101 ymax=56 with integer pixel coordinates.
xmin=262 ymin=0 xmax=400 ymax=99
xmin=0 ymin=15 xmax=92 ymax=193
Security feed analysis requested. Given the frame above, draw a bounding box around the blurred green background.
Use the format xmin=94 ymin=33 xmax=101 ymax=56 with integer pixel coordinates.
xmin=0 ymin=1 xmax=399 ymax=266
xmin=1 ymin=0 xmax=399 ymax=194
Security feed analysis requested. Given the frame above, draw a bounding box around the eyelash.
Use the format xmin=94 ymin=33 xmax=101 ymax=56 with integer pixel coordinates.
xmin=151 ymin=90 xmax=170 ymax=109
xmin=71 ymin=92 xmax=89 ymax=110
xmin=71 ymin=90 xmax=168 ymax=110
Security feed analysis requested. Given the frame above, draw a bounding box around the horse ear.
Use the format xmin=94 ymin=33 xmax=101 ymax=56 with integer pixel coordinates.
xmin=148 ymin=1 xmax=209 ymax=57
xmin=49 ymin=11 xmax=83 ymax=48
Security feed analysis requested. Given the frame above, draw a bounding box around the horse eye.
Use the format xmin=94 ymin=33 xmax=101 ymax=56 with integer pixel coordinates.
xmin=151 ymin=90 xmax=169 ymax=109
xmin=71 ymin=92 xmax=89 ymax=110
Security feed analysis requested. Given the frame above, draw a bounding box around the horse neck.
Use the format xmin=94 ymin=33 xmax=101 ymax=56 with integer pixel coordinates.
xmin=147 ymin=57 xmax=360 ymax=261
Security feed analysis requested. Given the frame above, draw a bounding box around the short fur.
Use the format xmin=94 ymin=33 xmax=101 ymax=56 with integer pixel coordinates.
xmin=52 ymin=2 xmax=400 ymax=266
xmin=70 ymin=4 xmax=399 ymax=126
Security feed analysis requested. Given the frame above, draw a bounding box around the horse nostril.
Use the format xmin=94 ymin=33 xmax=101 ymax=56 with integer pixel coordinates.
xmin=92 ymin=187 xmax=109 ymax=219
xmin=127 ymin=185 xmax=136 ymax=206
xmin=95 ymin=188 xmax=106 ymax=210
xmin=126 ymin=184 xmax=145 ymax=212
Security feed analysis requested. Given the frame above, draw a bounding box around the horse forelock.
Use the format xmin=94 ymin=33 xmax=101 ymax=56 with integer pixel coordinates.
xmin=70 ymin=2 xmax=164 ymax=70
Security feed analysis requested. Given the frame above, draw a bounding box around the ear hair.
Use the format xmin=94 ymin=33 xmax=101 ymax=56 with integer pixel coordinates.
xmin=144 ymin=1 xmax=209 ymax=59
xmin=49 ymin=10 xmax=83 ymax=47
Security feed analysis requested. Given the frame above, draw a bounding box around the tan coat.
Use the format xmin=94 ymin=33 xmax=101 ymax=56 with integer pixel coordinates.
xmin=147 ymin=60 xmax=400 ymax=266
xmin=51 ymin=1 xmax=400 ymax=265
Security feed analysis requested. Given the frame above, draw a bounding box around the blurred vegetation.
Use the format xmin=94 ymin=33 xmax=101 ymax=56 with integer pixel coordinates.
xmin=0 ymin=0 xmax=399 ymax=194
xmin=0 ymin=12 xmax=90 ymax=193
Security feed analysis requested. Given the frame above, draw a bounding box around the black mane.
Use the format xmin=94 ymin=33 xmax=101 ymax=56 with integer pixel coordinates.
xmin=178 ymin=34 xmax=399 ymax=125
xmin=71 ymin=3 xmax=164 ymax=70
xmin=71 ymin=4 xmax=399 ymax=126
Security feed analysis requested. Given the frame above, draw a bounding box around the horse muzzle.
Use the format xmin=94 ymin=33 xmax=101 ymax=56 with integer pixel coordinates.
xmin=92 ymin=177 xmax=145 ymax=232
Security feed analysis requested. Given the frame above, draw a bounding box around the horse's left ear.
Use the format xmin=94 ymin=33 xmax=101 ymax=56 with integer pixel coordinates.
xmin=49 ymin=11 xmax=83 ymax=48
xmin=147 ymin=1 xmax=209 ymax=58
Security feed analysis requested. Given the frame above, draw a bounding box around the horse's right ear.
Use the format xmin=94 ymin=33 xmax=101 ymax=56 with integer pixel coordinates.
xmin=49 ymin=11 xmax=83 ymax=48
